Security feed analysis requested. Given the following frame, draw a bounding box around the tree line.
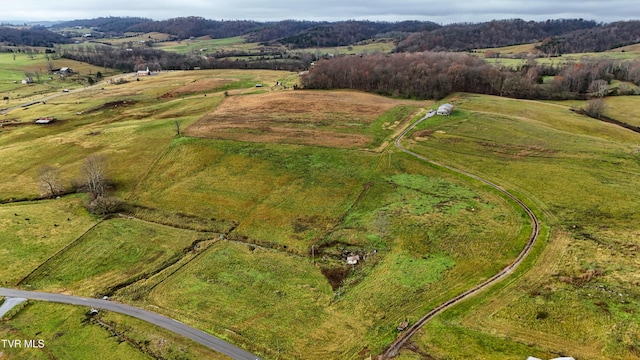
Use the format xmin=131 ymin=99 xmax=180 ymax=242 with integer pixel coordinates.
xmin=396 ymin=19 xmax=599 ymax=52
xmin=535 ymin=21 xmax=640 ymax=54
xmin=61 ymin=45 xmax=314 ymax=72
xmin=301 ymin=52 xmax=640 ymax=100
xmin=39 ymin=155 xmax=123 ymax=215
xmin=273 ymin=20 xmax=440 ymax=48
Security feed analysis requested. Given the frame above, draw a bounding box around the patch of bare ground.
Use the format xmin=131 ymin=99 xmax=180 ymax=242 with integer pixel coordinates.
xmin=184 ymin=90 xmax=415 ymax=148
xmin=160 ymin=78 xmax=234 ymax=98
xmin=85 ymin=99 xmax=137 ymax=113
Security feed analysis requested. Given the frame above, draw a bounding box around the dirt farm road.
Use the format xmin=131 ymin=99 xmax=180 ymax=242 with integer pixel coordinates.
xmin=0 ymin=287 xmax=260 ymax=360
xmin=381 ymin=110 xmax=541 ymax=358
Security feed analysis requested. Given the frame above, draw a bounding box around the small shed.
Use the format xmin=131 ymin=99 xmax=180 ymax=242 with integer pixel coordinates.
xmin=346 ymin=255 xmax=360 ymax=265
xmin=436 ymin=103 xmax=454 ymax=116
xmin=35 ymin=117 xmax=56 ymax=124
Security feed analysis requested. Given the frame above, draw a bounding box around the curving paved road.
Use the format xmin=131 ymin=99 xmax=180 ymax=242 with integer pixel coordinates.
xmin=0 ymin=288 xmax=260 ymax=360
xmin=381 ymin=110 xmax=541 ymax=358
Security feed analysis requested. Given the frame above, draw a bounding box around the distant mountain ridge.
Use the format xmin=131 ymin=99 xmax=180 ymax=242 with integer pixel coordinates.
xmin=1 ymin=17 xmax=639 ymax=54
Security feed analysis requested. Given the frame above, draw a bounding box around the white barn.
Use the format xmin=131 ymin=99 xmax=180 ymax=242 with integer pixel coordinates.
xmin=436 ymin=103 xmax=454 ymax=116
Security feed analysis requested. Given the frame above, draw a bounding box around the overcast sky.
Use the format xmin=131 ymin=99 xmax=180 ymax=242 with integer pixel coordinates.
xmin=3 ymin=0 xmax=639 ymax=24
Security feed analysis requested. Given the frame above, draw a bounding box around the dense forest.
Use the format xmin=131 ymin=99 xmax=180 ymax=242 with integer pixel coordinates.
xmin=301 ymin=52 xmax=640 ymax=100
xmin=536 ymin=21 xmax=640 ymax=54
xmin=396 ymin=19 xmax=599 ymax=52
xmin=0 ymin=26 xmax=69 ymax=47
xmin=245 ymin=20 xmax=323 ymax=43
xmin=126 ymin=17 xmax=261 ymax=40
xmin=274 ymin=20 xmax=440 ymax=48
xmin=52 ymin=17 xmax=152 ymax=36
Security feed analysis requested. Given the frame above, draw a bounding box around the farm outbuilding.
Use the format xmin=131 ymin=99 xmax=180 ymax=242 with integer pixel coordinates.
xmin=35 ymin=117 xmax=56 ymax=124
xmin=436 ymin=103 xmax=454 ymax=116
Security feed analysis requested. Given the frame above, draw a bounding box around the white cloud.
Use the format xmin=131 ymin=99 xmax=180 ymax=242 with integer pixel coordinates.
xmin=2 ymin=0 xmax=638 ymax=23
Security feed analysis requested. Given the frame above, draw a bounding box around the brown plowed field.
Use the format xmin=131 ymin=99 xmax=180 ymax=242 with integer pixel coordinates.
xmin=184 ymin=90 xmax=418 ymax=148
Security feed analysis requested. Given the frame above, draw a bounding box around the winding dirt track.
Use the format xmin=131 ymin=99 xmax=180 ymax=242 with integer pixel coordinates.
xmin=380 ymin=111 xmax=541 ymax=359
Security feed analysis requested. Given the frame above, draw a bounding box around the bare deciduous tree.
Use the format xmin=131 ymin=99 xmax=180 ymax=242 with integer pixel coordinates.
xmin=589 ymin=79 xmax=609 ymax=98
xmin=174 ymin=120 xmax=181 ymax=136
xmin=39 ymin=165 xmax=62 ymax=198
xmin=584 ymin=98 xmax=607 ymax=119
xmin=82 ymin=155 xmax=108 ymax=199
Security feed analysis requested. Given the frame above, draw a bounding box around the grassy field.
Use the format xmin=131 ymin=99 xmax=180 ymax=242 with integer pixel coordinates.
xmin=100 ymin=32 xmax=175 ymax=46
xmin=395 ymin=94 xmax=640 ymax=359
xmin=5 ymin=68 xmax=634 ymax=359
xmin=155 ymin=35 xmax=396 ymax=57
xmin=0 ymin=196 xmax=97 ymax=286
xmin=478 ymin=44 xmax=640 ymax=68
xmin=185 ymin=90 xmax=426 ymax=149
xmin=157 ymin=36 xmax=258 ymax=54
xmin=0 ymin=301 xmax=227 ymax=359
xmin=0 ymin=52 xmax=119 ymax=100
xmin=0 ymin=69 xmax=285 ymax=200
xmin=20 ymin=218 xmax=212 ymax=297
xmin=128 ymin=152 xmax=524 ymax=358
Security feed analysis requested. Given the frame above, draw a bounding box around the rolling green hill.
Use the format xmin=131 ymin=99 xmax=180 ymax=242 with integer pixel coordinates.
xmin=1 ymin=70 xmax=639 ymax=359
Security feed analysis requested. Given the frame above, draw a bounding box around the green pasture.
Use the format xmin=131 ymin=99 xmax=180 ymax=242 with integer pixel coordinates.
xmin=0 ymin=74 xmax=228 ymax=200
xmin=126 ymin=138 xmax=524 ymax=358
xmin=0 ymin=302 xmax=151 ymax=360
xmin=157 ymin=36 xmax=256 ymax=54
xmin=595 ymin=96 xmax=640 ymax=126
xmin=102 ymin=32 xmax=175 ymax=46
xmin=0 ymin=301 xmax=227 ymax=360
xmin=400 ymin=93 xmax=640 ymax=359
xmin=367 ymin=105 xmax=421 ymax=148
xmin=476 ymin=42 xmax=640 ymax=69
xmin=483 ymin=50 xmax=640 ymax=68
xmin=6 ymin=69 xmax=617 ymax=358
xmin=156 ymin=35 xmax=394 ymax=57
xmin=20 ymin=218 xmax=209 ymax=297
xmin=0 ymin=197 xmax=97 ymax=285
xmin=145 ymin=241 xmax=338 ymax=359
xmin=294 ymin=39 xmax=396 ymax=56
xmin=0 ymin=52 xmax=119 ymax=97
xmin=131 ymin=138 xmax=378 ymax=254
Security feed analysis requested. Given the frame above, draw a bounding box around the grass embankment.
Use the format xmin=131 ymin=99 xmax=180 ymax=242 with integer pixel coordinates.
xmin=399 ymin=94 xmax=640 ymax=359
